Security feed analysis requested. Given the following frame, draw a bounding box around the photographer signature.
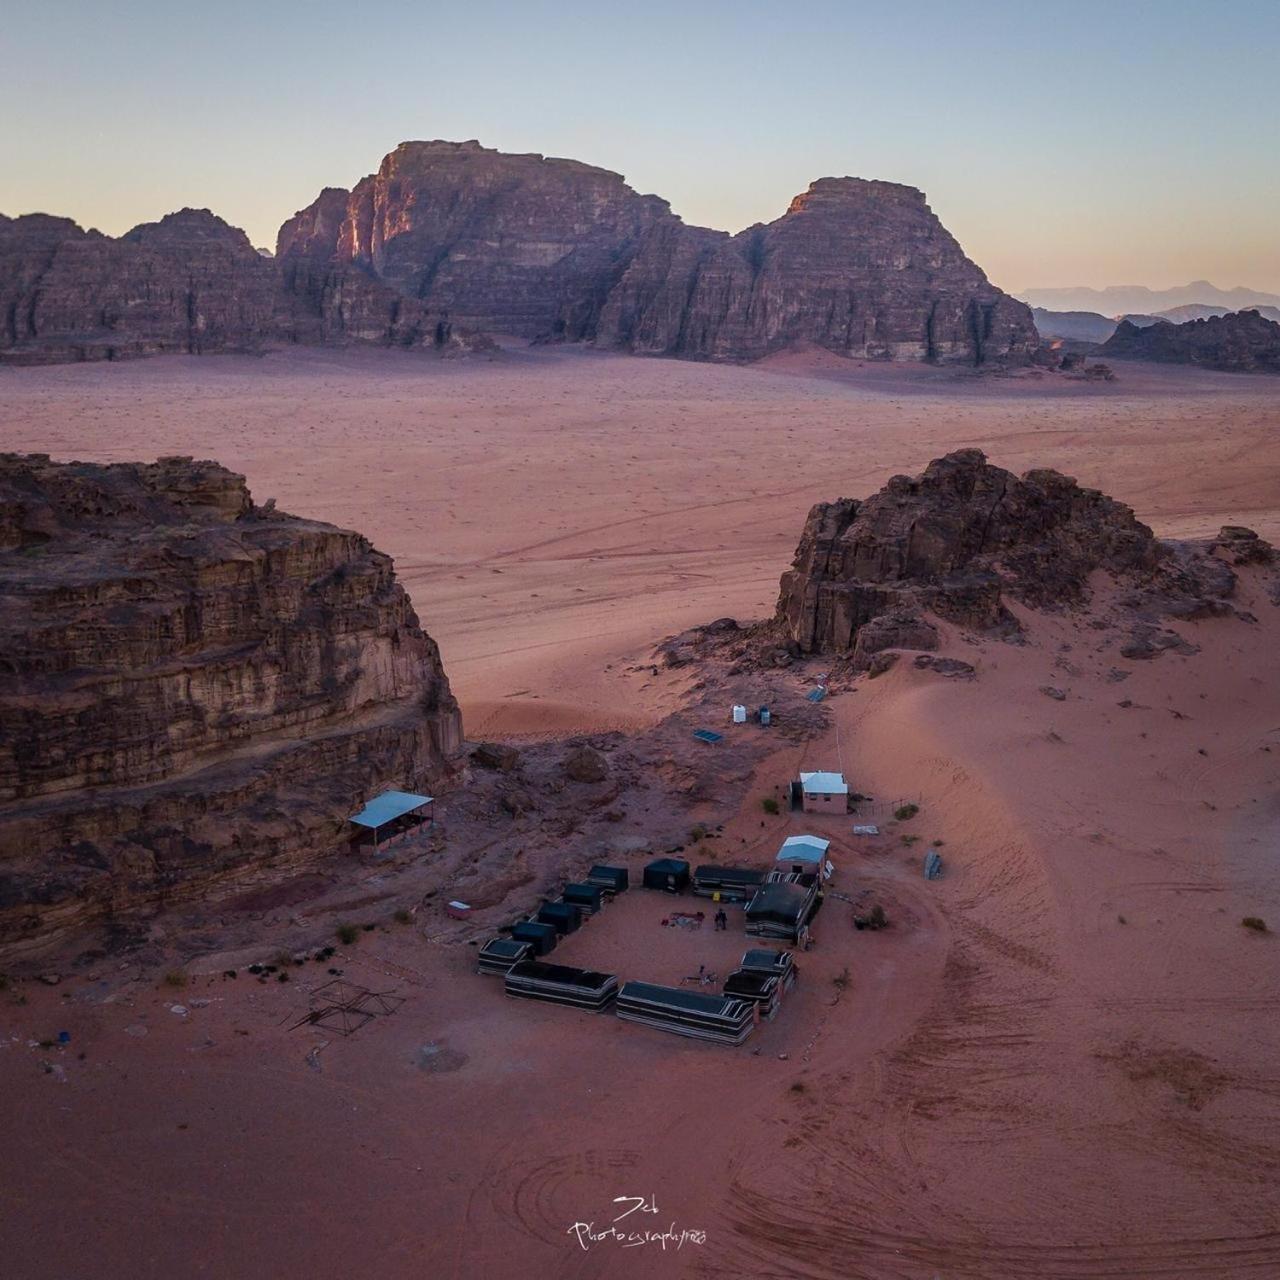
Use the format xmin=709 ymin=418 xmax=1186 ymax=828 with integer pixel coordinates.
xmin=567 ymin=1194 xmax=708 ymax=1251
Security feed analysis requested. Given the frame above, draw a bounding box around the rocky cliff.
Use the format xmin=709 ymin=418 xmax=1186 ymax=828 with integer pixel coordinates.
xmin=0 ymin=209 xmax=486 ymax=365
xmin=280 ymin=140 xmax=1038 ymax=364
xmin=0 ymin=454 xmax=463 ymax=955
xmin=776 ymin=450 xmax=1258 ymax=664
xmin=1100 ymin=310 xmax=1280 ymax=373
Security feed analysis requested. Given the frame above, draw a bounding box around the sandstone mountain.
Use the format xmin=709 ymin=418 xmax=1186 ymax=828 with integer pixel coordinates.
xmin=0 ymin=208 xmax=486 ymax=365
xmin=280 ymin=140 xmax=1038 ymax=364
xmin=775 ymin=449 xmax=1265 ymax=666
xmin=0 ymin=454 xmax=463 ymax=954
xmin=1100 ymin=309 xmax=1280 ymax=373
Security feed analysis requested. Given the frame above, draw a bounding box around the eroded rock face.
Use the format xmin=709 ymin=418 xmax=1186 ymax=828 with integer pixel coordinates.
xmin=597 ymin=178 xmax=1037 ymax=363
xmin=1100 ymin=310 xmax=1280 ymax=373
xmin=0 ymin=454 xmax=463 ymax=954
xmin=777 ymin=450 xmax=1186 ymax=658
xmin=0 ymin=208 xmax=488 ymax=365
xmin=278 ymin=140 xmax=671 ymax=341
xmin=279 ymin=140 xmax=1037 ymax=365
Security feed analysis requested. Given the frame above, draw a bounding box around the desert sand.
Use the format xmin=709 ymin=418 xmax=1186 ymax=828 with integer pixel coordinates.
xmin=2 ymin=347 xmax=1279 ymax=1279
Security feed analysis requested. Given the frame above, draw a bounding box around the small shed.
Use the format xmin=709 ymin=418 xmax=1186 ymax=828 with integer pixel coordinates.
xmin=776 ymin=835 xmax=831 ymax=877
xmin=798 ymin=771 xmax=849 ymax=814
xmin=348 ymin=789 xmax=433 ymax=852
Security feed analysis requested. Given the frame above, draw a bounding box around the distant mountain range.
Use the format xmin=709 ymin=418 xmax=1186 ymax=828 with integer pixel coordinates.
xmin=1032 ymin=302 xmax=1280 ymax=345
xmin=1019 ymin=281 xmax=1280 ymax=317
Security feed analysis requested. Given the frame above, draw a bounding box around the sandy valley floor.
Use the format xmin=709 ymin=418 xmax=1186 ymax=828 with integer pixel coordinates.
xmin=1 ymin=347 xmax=1279 ymax=1278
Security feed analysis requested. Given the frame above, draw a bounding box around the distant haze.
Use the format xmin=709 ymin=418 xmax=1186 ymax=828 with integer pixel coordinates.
xmin=1020 ymin=283 xmax=1280 ymax=318
xmin=2 ymin=2 xmax=1279 ymax=295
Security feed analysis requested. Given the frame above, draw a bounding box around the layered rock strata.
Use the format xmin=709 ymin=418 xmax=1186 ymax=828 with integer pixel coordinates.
xmin=279 ymin=140 xmax=1038 ymax=364
xmin=0 ymin=454 xmax=463 ymax=953
xmin=0 ymin=208 xmax=486 ymax=365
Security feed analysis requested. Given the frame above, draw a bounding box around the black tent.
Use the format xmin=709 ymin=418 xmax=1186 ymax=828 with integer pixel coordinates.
xmin=511 ymin=920 xmax=558 ymax=955
xmin=745 ymin=880 xmax=818 ymax=942
xmin=477 ymin=937 xmax=533 ymax=976
xmin=616 ymin=981 xmax=755 ymax=1045
xmin=537 ymin=901 xmax=583 ymax=935
xmin=642 ymin=858 xmax=691 ymax=892
xmin=692 ymin=865 xmax=764 ymax=902
xmin=505 ymin=961 xmax=619 ymax=1012
xmin=562 ymin=883 xmax=604 ymax=914
xmin=587 ymin=865 xmax=629 ymax=894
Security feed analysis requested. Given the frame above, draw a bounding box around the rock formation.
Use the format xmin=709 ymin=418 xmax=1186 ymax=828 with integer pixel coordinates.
xmin=280 ymin=140 xmax=1038 ymax=364
xmin=5 ymin=141 xmax=1035 ymax=366
xmin=0 ymin=454 xmax=463 ymax=954
xmin=0 ymin=208 xmax=487 ymax=365
xmin=775 ymin=449 xmax=1257 ymax=663
xmin=1100 ymin=310 xmax=1280 ymax=373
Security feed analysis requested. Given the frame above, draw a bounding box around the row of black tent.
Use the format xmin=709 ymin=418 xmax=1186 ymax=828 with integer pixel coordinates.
xmin=648 ymin=857 xmax=822 ymax=944
xmin=484 ymin=947 xmax=798 ymax=1045
xmin=477 ymin=864 xmax=630 ymax=975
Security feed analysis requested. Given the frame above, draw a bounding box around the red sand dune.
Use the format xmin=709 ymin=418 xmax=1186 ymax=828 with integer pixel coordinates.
xmin=1 ymin=347 xmax=1278 ymax=1278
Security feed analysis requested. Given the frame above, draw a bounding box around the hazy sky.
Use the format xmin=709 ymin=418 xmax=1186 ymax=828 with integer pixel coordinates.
xmin=3 ymin=1 xmax=1278 ymax=293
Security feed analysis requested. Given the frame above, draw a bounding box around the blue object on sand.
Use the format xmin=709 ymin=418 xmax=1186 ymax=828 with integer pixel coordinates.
xmin=807 ymin=687 xmax=827 ymax=703
xmin=57 ymin=1031 xmax=71 ymax=1045
xmin=692 ymin=729 xmax=723 ymax=744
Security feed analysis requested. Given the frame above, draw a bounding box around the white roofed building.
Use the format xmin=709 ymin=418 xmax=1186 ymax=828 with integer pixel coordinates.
xmin=798 ymin=770 xmax=849 ymax=814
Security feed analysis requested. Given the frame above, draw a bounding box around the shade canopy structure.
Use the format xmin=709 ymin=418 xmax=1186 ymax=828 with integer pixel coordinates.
xmin=349 ymin=790 xmax=432 ymax=830
xmin=775 ymin=835 xmax=830 ymax=865
xmin=799 ymin=771 xmax=848 ymax=797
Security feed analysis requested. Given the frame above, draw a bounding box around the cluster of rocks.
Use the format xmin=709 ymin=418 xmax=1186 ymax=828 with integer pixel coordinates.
xmin=772 ymin=449 xmax=1272 ymax=669
xmin=0 ymin=454 xmax=463 ymax=954
xmin=279 ymin=141 xmax=1037 ymax=365
xmin=1100 ymin=309 xmax=1280 ymax=373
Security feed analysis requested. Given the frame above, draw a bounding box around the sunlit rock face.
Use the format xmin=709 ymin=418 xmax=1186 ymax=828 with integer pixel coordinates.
xmin=0 ymin=454 xmax=463 ymax=955
xmin=279 ymin=141 xmax=1037 ymax=365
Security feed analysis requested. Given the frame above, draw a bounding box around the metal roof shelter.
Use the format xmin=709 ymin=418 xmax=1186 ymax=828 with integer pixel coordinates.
xmin=349 ymin=790 xmax=433 ymax=852
xmin=799 ymin=771 xmax=849 ymax=796
xmin=776 ymin=835 xmax=831 ymax=865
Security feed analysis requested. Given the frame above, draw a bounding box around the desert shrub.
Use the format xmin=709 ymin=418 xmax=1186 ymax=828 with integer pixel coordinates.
xmin=162 ymin=969 xmax=188 ymax=989
xmin=690 ymin=824 xmax=708 ymax=843
xmin=868 ymin=904 xmax=888 ymax=929
xmin=893 ymin=803 xmax=919 ymax=822
xmin=901 ymin=834 xmax=920 ymax=846
xmin=336 ymin=923 xmax=360 ymax=946
xmin=393 ymin=909 xmax=413 ymax=925
xmin=1242 ymin=917 xmax=1268 ymax=933
xmin=833 ymin=967 xmax=850 ymax=991
xmin=761 ymin=797 xmax=780 ymax=816
xmin=789 ymin=1080 xmax=807 ymax=1094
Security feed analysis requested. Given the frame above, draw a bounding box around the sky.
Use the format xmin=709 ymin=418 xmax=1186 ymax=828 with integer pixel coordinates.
xmin=2 ymin=0 xmax=1278 ymax=294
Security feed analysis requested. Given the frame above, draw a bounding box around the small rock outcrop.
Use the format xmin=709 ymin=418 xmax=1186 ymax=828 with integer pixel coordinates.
xmin=279 ymin=140 xmax=1038 ymax=366
xmin=564 ymin=745 xmax=609 ymax=784
xmin=1100 ymin=310 xmax=1280 ymax=373
xmin=0 ymin=454 xmax=463 ymax=954
xmin=775 ymin=449 xmax=1252 ymax=661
